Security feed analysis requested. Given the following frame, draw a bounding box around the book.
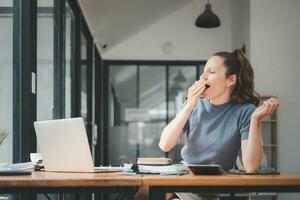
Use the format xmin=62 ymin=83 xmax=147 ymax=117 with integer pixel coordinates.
xmin=137 ymin=164 xmax=189 ymax=175
xmin=137 ymin=157 xmax=172 ymax=165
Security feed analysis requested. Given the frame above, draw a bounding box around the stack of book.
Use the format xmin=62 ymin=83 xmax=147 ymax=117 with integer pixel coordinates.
xmin=137 ymin=157 xmax=172 ymax=166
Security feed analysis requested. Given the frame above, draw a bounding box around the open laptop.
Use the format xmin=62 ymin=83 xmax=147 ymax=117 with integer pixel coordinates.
xmin=34 ymin=117 xmax=123 ymax=173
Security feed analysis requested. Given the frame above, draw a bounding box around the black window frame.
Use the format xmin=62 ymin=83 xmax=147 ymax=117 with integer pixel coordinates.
xmin=13 ymin=0 xmax=37 ymax=163
xmin=53 ymin=0 xmax=66 ymax=119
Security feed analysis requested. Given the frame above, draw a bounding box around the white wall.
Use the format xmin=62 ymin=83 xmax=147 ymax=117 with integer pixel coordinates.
xmin=250 ymin=1 xmax=300 ymax=198
xmin=250 ymin=0 xmax=300 ymax=170
xmin=231 ymin=0 xmax=250 ymax=55
xmin=103 ymin=0 xmax=232 ymax=60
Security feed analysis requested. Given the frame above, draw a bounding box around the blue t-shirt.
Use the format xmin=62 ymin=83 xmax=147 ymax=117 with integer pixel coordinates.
xmin=181 ymin=98 xmax=256 ymax=171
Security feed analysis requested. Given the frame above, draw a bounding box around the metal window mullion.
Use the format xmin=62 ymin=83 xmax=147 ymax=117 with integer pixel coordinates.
xmin=166 ymin=65 xmax=169 ymax=124
xmin=136 ymin=65 xmax=140 ymax=108
xmin=94 ymin=46 xmax=102 ymax=166
xmin=68 ymin=0 xmax=81 ymax=117
xmin=165 ymin=65 xmax=169 ymax=158
xmin=85 ymin=28 xmax=93 ymax=146
xmin=102 ymin=63 xmax=109 ymax=165
xmin=53 ymin=0 xmax=66 ymax=119
xmin=13 ymin=0 xmax=37 ymax=163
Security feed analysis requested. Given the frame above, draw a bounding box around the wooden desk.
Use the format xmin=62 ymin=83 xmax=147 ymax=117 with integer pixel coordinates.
xmin=143 ymin=173 xmax=300 ymax=200
xmin=2 ymin=172 xmax=300 ymax=200
xmin=0 ymin=171 xmax=142 ymax=198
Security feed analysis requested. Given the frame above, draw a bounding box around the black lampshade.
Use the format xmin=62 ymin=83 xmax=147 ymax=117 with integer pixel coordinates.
xmin=195 ymin=2 xmax=221 ymax=28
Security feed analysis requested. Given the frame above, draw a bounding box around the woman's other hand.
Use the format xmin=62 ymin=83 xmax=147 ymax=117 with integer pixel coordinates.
xmin=252 ymin=97 xmax=279 ymax=121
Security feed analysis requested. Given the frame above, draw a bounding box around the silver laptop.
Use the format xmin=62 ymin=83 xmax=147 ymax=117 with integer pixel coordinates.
xmin=34 ymin=117 xmax=122 ymax=173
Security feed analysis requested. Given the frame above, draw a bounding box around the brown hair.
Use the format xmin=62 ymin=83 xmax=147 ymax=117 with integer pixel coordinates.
xmin=213 ymin=49 xmax=260 ymax=106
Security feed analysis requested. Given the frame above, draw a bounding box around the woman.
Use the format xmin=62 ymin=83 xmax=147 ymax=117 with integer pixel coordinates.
xmin=159 ymin=49 xmax=279 ymax=200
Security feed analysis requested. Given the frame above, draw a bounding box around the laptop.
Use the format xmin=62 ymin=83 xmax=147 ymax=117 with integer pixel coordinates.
xmin=34 ymin=117 xmax=122 ymax=173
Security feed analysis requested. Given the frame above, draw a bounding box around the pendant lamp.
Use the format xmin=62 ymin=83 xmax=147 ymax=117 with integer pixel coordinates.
xmin=195 ymin=0 xmax=221 ymax=28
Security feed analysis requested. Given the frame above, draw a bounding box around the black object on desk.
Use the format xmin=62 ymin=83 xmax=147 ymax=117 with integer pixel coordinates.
xmin=186 ymin=164 xmax=224 ymax=175
xmin=228 ymin=168 xmax=280 ymax=175
xmin=0 ymin=169 xmax=32 ymax=176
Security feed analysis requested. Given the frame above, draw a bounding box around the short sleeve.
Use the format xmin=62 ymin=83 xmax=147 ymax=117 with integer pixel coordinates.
xmin=183 ymin=120 xmax=189 ymax=133
xmin=239 ymin=104 xmax=256 ymax=140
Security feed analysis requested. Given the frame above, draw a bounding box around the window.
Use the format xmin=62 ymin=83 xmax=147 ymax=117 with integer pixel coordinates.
xmin=105 ymin=61 xmax=204 ymax=165
xmin=109 ymin=65 xmax=139 ymax=164
xmin=80 ymin=33 xmax=87 ymax=120
xmin=167 ymin=66 xmax=197 ymax=162
xmin=37 ymin=0 xmax=54 ymax=121
xmin=0 ymin=1 xmax=13 ymax=164
xmin=65 ymin=1 xmax=73 ymax=118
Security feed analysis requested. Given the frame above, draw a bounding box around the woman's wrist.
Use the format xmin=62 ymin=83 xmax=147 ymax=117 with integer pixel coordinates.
xmin=251 ymin=115 xmax=261 ymax=124
xmin=184 ymin=100 xmax=196 ymax=113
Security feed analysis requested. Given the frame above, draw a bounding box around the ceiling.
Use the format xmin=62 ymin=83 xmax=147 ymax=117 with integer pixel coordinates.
xmin=77 ymin=0 xmax=192 ymax=53
xmin=76 ymin=0 xmax=200 ymax=113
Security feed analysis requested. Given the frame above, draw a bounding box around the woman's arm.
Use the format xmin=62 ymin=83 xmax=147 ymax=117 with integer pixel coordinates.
xmin=241 ymin=98 xmax=279 ymax=173
xmin=159 ymin=79 xmax=207 ymax=152
xmin=159 ymin=102 xmax=194 ymax=152
xmin=241 ymin=118 xmax=263 ymax=173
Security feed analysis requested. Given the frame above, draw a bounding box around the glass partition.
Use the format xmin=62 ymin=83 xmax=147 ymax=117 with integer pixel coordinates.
xmin=0 ymin=1 xmax=13 ymax=164
xmin=37 ymin=0 xmax=54 ymax=121
xmin=167 ymin=66 xmax=197 ymax=162
xmin=80 ymin=33 xmax=87 ymax=120
xmin=108 ymin=64 xmax=201 ymax=165
xmin=167 ymin=66 xmax=197 ymax=121
xmin=108 ymin=65 xmax=138 ymax=165
xmin=139 ymin=66 xmax=166 ymax=158
xmin=65 ymin=2 xmax=73 ymax=118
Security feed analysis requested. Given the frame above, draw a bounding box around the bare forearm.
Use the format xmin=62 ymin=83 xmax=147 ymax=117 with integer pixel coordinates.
xmin=243 ymin=117 xmax=263 ymax=172
xmin=159 ymin=103 xmax=194 ymax=152
xmin=160 ymin=79 xmax=207 ymax=152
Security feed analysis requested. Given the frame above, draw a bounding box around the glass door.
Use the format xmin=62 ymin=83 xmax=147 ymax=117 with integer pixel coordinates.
xmin=167 ymin=66 xmax=197 ymax=162
xmin=65 ymin=1 xmax=73 ymax=118
xmin=138 ymin=66 xmax=166 ymax=158
xmin=0 ymin=1 xmax=13 ymax=164
xmin=108 ymin=65 xmax=139 ymax=165
xmin=37 ymin=0 xmax=54 ymax=121
xmin=80 ymin=29 xmax=94 ymax=157
xmin=106 ymin=62 xmax=204 ymax=165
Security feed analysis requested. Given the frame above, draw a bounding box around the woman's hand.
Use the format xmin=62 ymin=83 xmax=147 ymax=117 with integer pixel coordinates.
xmin=186 ymin=79 xmax=207 ymax=109
xmin=252 ymin=98 xmax=279 ymax=121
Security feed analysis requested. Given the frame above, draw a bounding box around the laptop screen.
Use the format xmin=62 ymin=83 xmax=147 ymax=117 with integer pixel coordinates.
xmin=34 ymin=117 xmax=95 ymax=172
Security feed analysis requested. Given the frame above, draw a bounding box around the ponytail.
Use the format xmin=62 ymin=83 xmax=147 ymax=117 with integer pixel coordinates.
xmin=213 ymin=49 xmax=260 ymax=106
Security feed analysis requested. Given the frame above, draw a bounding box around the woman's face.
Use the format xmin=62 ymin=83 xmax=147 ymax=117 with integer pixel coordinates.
xmin=201 ymin=56 xmax=235 ymax=104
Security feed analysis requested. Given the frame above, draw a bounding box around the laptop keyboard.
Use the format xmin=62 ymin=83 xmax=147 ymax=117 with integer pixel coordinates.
xmin=175 ymin=193 xmax=219 ymax=200
xmin=176 ymin=193 xmax=202 ymax=200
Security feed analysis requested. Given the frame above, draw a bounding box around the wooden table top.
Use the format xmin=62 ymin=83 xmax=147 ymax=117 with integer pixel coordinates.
xmin=2 ymin=172 xmax=300 ymax=188
xmin=142 ymin=173 xmax=300 ymax=186
xmin=0 ymin=172 xmax=142 ymax=188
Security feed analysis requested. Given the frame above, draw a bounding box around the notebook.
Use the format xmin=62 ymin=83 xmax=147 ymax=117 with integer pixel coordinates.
xmin=34 ymin=117 xmax=123 ymax=173
xmin=137 ymin=157 xmax=172 ymax=165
